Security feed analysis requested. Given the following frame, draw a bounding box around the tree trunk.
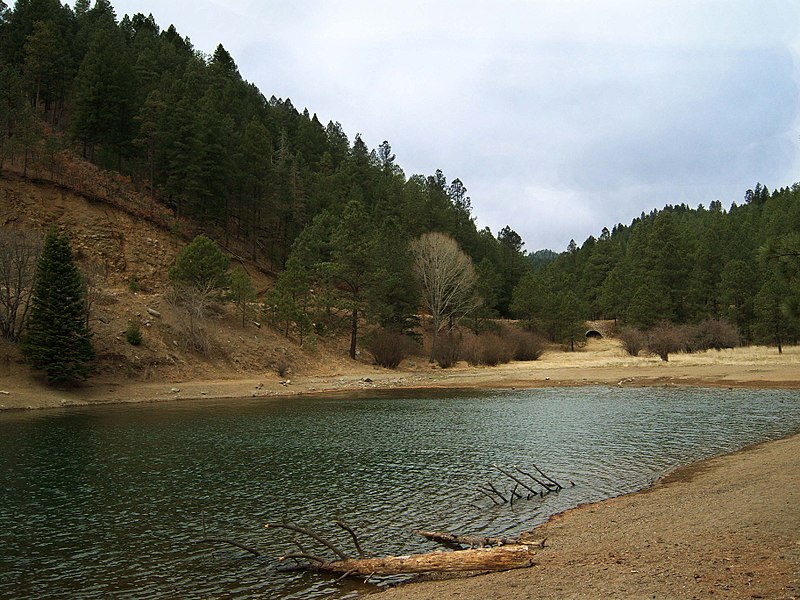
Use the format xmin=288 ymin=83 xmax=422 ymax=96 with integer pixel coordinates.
xmin=287 ymin=544 xmax=538 ymax=576
xmin=349 ymin=305 xmax=358 ymax=360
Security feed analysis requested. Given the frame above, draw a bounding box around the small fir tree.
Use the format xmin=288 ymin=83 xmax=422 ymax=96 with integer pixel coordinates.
xmin=23 ymin=229 xmax=94 ymax=383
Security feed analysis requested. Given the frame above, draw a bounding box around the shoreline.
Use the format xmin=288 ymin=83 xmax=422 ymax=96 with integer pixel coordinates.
xmin=2 ymin=343 xmax=798 ymax=598
xmin=378 ymin=431 xmax=800 ymax=599
xmin=1 ymin=343 xmax=799 ymax=412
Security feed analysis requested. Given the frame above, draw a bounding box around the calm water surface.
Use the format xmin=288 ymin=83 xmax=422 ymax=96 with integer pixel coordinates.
xmin=1 ymin=386 xmax=800 ymax=599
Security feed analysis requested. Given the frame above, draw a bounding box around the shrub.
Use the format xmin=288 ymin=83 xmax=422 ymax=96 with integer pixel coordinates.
xmin=276 ymin=357 xmax=291 ymax=378
xmin=166 ymin=285 xmax=211 ymax=353
xmin=618 ymin=327 xmax=646 ymax=356
xmin=647 ymin=323 xmax=682 ymax=361
xmin=125 ymin=322 xmax=142 ymax=346
xmin=432 ymin=332 xmax=461 ymax=368
xmin=693 ymin=319 xmax=738 ymax=351
xmin=128 ymin=275 xmax=140 ymax=293
xmin=462 ymin=333 xmax=514 ymax=366
xmin=507 ymin=329 xmax=545 ymax=361
xmin=367 ymin=329 xmax=415 ymax=368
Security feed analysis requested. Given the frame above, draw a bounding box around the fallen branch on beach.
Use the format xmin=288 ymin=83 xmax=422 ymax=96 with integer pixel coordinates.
xmin=264 ymin=520 xmax=542 ymax=577
xmin=278 ymin=542 xmax=539 ymax=576
xmin=413 ymin=529 xmax=542 ymax=549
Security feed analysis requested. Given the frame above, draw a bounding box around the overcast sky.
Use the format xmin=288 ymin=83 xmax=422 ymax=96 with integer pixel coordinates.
xmin=102 ymin=1 xmax=800 ymax=251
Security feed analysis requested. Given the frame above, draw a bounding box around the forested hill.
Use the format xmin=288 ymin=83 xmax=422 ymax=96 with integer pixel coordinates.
xmin=512 ymin=184 xmax=800 ymax=349
xmin=0 ymin=0 xmax=530 ymax=317
xmin=1 ymin=0 xmax=798 ymax=356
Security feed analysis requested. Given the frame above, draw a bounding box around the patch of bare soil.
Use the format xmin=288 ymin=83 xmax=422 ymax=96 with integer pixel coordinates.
xmin=377 ymin=432 xmax=800 ymax=599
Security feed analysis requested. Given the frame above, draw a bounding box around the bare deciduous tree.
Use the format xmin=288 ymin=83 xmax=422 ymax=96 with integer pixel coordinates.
xmin=409 ymin=232 xmax=480 ymax=360
xmin=167 ymin=282 xmax=215 ymax=354
xmin=0 ymin=229 xmax=42 ymax=341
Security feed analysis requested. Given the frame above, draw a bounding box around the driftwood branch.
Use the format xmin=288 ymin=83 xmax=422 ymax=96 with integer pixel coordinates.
xmin=279 ymin=544 xmax=539 ymax=576
xmin=279 ymin=552 xmax=327 ymax=564
xmin=477 ymin=487 xmax=504 ymax=506
xmin=486 ymin=481 xmax=508 ymax=503
xmin=509 ymin=464 xmax=557 ymax=492
xmin=335 ymin=520 xmax=365 ymax=559
xmin=492 ymin=463 xmax=543 ymax=495
xmin=194 ymin=537 xmax=261 ymax=557
xmin=530 ymin=464 xmax=564 ymax=490
xmin=264 ymin=522 xmax=349 ymax=560
xmin=413 ymin=530 xmax=518 ymax=548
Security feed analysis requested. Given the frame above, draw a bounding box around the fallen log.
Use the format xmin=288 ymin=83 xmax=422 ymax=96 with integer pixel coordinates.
xmin=413 ymin=529 xmax=518 ymax=548
xmin=279 ymin=544 xmax=538 ymax=576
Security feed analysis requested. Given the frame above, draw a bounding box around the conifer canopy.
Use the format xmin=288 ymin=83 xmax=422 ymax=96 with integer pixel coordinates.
xmin=22 ymin=229 xmax=94 ymax=384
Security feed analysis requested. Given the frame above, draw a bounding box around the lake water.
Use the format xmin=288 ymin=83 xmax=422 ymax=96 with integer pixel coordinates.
xmin=1 ymin=386 xmax=800 ymax=599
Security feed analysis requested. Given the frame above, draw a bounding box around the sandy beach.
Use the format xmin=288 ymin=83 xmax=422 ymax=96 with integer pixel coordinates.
xmin=378 ymin=431 xmax=800 ymax=599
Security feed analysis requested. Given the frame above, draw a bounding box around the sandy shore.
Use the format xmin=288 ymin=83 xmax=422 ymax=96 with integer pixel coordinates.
xmin=377 ymin=431 xmax=800 ymax=599
xmin=2 ymin=342 xmax=798 ymax=598
xmin=1 ymin=343 xmax=798 ymax=411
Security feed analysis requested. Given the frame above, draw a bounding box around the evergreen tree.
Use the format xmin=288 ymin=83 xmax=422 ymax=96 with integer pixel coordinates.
xmin=754 ymin=275 xmax=792 ymax=353
xmin=22 ymin=19 xmax=70 ymax=122
xmin=22 ymin=229 xmax=94 ymax=383
xmin=228 ymin=265 xmax=255 ymax=327
xmin=169 ymin=234 xmax=230 ymax=291
xmin=71 ymin=24 xmax=136 ymax=164
xmin=326 ymin=200 xmax=379 ymax=359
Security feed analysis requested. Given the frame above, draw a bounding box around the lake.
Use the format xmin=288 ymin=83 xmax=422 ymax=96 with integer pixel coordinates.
xmin=1 ymin=386 xmax=799 ymax=599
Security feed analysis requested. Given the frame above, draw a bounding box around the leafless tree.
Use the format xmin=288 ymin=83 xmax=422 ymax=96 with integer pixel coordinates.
xmin=409 ymin=232 xmax=480 ymax=361
xmin=167 ymin=281 xmax=215 ymax=353
xmin=0 ymin=229 xmax=42 ymax=341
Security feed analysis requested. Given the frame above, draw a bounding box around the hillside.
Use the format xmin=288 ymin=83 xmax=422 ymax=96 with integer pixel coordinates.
xmin=0 ymin=172 xmax=366 ymax=388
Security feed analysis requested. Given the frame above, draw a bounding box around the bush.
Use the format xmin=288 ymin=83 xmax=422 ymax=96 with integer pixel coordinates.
xmin=432 ymin=332 xmax=461 ymax=368
xmin=462 ymin=333 xmax=514 ymax=366
xmin=276 ymin=357 xmax=291 ymax=378
xmin=166 ymin=285 xmax=211 ymax=353
xmin=647 ymin=323 xmax=682 ymax=361
xmin=507 ymin=329 xmax=545 ymax=361
xmin=618 ymin=327 xmax=646 ymax=356
xmin=367 ymin=329 xmax=415 ymax=368
xmin=125 ymin=322 xmax=142 ymax=345
xmin=692 ymin=319 xmax=738 ymax=351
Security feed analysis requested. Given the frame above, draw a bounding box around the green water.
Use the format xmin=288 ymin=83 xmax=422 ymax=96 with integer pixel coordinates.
xmin=1 ymin=386 xmax=799 ymax=599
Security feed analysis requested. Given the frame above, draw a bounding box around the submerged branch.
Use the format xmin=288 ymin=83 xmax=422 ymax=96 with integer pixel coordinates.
xmin=264 ymin=522 xmax=349 ymax=560
xmin=194 ymin=537 xmax=261 ymax=557
xmin=335 ymin=519 xmax=366 ymax=559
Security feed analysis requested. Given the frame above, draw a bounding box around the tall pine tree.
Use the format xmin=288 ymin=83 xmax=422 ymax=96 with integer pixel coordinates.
xmin=23 ymin=229 xmax=94 ymax=384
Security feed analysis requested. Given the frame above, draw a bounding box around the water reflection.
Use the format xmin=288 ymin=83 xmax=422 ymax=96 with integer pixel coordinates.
xmin=1 ymin=387 xmax=799 ymax=599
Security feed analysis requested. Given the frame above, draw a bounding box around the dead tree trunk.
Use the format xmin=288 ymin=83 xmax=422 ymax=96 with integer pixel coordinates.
xmin=413 ymin=530 xmax=520 ymax=548
xmin=280 ymin=544 xmax=538 ymax=576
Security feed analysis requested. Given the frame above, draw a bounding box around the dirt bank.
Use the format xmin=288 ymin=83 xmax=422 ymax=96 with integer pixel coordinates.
xmin=1 ymin=341 xmax=798 ymax=411
xmin=378 ymin=432 xmax=800 ymax=599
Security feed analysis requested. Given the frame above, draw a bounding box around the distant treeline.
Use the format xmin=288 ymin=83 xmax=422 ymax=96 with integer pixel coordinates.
xmin=513 ymin=185 xmax=800 ymax=349
xmin=1 ymin=1 xmax=798 ymax=351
